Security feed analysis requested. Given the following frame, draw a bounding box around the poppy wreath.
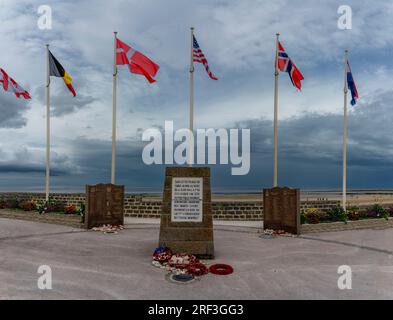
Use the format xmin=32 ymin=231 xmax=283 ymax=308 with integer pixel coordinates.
xmin=209 ymin=264 xmax=234 ymax=275
xmin=168 ymin=253 xmax=199 ymax=269
xmin=153 ymin=246 xmax=173 ymax=262
xmin=186 ymin=263 xmax=209 ymax=276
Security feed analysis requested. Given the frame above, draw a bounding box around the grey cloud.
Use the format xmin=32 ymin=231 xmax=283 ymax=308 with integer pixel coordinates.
xmin=34 ymin=85 xmax=96 ymax=117
xmin=0 ymin=93 xmax=29 ymax=128
xmin=0 ymin=146 xmax=78 ymax=176
xmin=0 ymin=163 xmax=66 ymax=176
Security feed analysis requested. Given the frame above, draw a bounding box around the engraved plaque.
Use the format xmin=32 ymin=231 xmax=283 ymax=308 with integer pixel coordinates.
xmin=263 ymin=187 xmax=300 ymax=234
xmin=171 ymin=177 xmax=203 ymax=222
xmin=85 ymin=183 xmax=124 ymax=229
xmin=159 ymin=167 xmax=214 ymax=259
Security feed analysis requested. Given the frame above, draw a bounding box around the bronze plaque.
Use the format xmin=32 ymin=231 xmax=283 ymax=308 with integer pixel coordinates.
xmin=85 ymin=183 xmax=124 ymax=229
xmin=159 ymin=167 xmax=214 ymax=259
xmin=263 ymin=187 xmax=300 ymax=234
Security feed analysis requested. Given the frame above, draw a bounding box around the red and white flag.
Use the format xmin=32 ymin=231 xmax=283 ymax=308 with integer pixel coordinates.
xmin=0 ymin=68 xmax=31 ymax=99
xmin=193 ymin=35 xmax=217 ymax=80
xmin=116 ymin=38 xmax=159 ymax=83
xmin=277 ymin=41 xmax=304 ymax=90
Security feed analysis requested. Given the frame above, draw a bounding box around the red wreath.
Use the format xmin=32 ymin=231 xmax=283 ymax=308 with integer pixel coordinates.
xmin=187 ymin=263 xmax=209 ymax=276
xmin=209 ymin=264 xmax=234 ymax=275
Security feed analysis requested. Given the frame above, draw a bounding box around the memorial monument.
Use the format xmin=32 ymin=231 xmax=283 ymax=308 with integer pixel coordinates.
xmin=159 ymin=167 xmax=214 ymax=258
xmin=85 ymin=183 xmax=124 ymax=229
xmin=263 ymin=186 xmax=300 ymax=234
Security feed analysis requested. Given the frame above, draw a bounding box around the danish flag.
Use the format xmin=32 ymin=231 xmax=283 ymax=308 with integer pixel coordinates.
xmin=277 ymin=41 xmax=304 ymax=90
xmin=116 ymin=38 xmax=159 ymax=83
xmin=0 ymin=68 xmax=31 ymax=99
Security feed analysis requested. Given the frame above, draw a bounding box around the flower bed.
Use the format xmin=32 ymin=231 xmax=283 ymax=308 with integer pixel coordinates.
xmin=301 ymin=217 xmax=393 ymax=234
xmin=301 ymin=204 xmax=393 ymax=225
xmin=300 ymin=204 xmax=393 ymax=234
xmin=0 ymin=196 xmax=85 ymax=221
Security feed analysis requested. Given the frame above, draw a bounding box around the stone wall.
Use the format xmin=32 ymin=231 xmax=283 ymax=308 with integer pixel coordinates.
xmin=212 ymin=202 xmax=263 ymax=220
xmin=0 ymin=192 xmax=85 ymax=206
xmin=0 ymin=192 xmax=374 ymax=221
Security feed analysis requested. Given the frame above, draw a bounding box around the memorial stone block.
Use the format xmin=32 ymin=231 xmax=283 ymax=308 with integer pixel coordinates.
xmin=159 ymin=167 xmax=214 ymax=258
xmin=85 ymin=183 xmax=124 ymax=229
xmin=263 ymin=187 xmax=300 ymax=234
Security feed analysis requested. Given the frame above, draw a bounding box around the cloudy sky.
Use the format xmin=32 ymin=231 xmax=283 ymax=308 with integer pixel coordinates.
xmin=0 ymin=0 xmax=393 ymax=193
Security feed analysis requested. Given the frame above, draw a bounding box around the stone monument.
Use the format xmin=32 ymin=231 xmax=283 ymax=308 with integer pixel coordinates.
xmin=159 ymin=167 xmax=214 ymax=258
xmin=85 ymin=183 xmax=124 ymax=229
xmin=263 ymin=186 xmax=300 ymax=234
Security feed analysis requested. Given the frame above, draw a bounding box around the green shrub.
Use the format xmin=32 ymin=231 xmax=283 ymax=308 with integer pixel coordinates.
xmin=301 ymin=211 xmax=308 ymax=224
xmin=35 ymin=197 xmax=65 ymax=214
xmin=317 ymin=211 xmax=330 ymax=223
xmin=327 ymin=206 xmax=347 ymax=223
xmin=46 ymin=197 xmax=66 ymax=213
xmin=78 ymin=203 xmax=86 ymax=223
xmin=35 ymin=202 xmax=46 ymax=214
xmin=366 ymin=204 xmax=389 ymax=220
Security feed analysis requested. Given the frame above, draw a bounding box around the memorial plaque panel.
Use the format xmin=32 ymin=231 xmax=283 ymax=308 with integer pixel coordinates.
xmin=159 ymin=167 xmax=214 ymax=259
xmin=85 ymin=183 xmax=124 ymax=229
xmin=171 ymin=177 xmax=203 ymax=222
xmin=263 ymin=187 xmax=300 ymax=234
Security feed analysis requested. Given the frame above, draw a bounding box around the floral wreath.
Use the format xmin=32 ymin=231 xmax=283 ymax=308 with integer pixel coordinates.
xmin=168 ymin=253 xmax=199 ymax=269
xmin=209 ymin=264 xmax=234 ymax=275
xmin=153 ymin=246 xmax=173 ymax=262
xmin=187 ymin=263 xmax=209 ymax=276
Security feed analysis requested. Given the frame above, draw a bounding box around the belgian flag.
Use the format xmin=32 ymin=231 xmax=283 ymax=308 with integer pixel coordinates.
xmin=48 ymin=50 xmax=76 ymax=96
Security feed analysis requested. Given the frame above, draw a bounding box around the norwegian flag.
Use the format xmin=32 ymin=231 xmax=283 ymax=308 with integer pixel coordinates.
xmin=0 ymin=68 xmax=31 ymax=99
xmin=193 ymin=35 xmax=217 ymax=80
xmin=277 ymin=41 xmax=304 ymax=90
xmin=347 ymin=61 xmax=358 ymax=106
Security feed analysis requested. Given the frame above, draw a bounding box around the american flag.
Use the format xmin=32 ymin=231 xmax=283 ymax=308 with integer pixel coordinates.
xmin=193 ymin=35 xmax=218 ymax=80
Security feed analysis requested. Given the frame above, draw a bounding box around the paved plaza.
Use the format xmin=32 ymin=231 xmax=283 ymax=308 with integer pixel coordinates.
xmin=1 ymin=217 xmax=393 ymax=299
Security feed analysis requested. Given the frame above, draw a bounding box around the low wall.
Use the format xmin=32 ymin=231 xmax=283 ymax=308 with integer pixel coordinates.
xmin=0 ymin=192 xmax=344 ymax=221
xmin=301 ymin=217 xmax=393 ymax=234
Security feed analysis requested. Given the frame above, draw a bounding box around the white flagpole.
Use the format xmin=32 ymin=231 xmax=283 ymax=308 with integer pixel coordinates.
xmin=45 ymin=44 xmax=50 ymax=201
xmin=342 ymin=50 xmax=349 ymax=211
xmin=273 ymin=33 xmax=280 ymax=187
xmin=111 ymin=31 xmax=118 ymax=184
xmin=188 ymin=27 xmax=195 ymax=166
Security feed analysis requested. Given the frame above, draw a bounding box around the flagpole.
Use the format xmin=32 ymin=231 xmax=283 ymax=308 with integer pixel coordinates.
xmin=111 ymin=31 xmax=118 ymax=184
xmin=45 ymin=44 xmax=50 ymax=201
xmin=273 ymin=33 xmax=279 ymax=187
xmin=188 ymin=27 xmax=195 ymax=166
xmin=342 ymin=49 xmax=349 ymax=211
